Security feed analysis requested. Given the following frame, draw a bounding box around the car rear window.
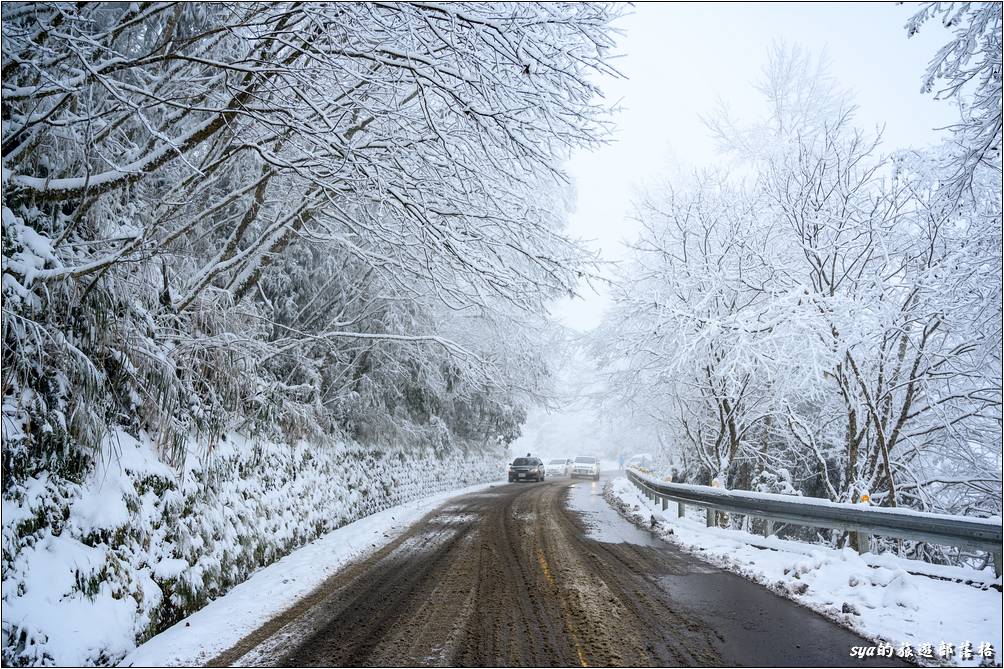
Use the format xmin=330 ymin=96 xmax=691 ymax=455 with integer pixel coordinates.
xmin=513 ymin=458 xmax=534 ymax=466
xmin=548 ymin=459 xmax=565 ymax=465
xmin=574 ymin=456 xmax=596 ymax=463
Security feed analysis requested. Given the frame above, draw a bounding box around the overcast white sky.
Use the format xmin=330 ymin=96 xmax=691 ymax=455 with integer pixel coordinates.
xmin=552 ymin=2 xmax=958 ymax=332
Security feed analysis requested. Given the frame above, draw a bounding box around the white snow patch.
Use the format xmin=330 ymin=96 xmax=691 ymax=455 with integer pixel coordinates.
xmin=6 ymin=535 xmax=138 ymax=666
xmin=432 ymin=511 xmax=481 ymax=525
xmin=70 ymin=478 xmax=131 ymax=532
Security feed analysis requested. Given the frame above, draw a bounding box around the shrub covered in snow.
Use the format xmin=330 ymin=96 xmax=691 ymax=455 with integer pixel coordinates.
xmin=2 ymin=431 xmax=505 ymax=666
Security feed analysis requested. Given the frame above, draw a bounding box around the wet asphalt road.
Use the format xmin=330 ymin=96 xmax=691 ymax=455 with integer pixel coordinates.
xmin=211 ymin=476 xmax=907 ymax=667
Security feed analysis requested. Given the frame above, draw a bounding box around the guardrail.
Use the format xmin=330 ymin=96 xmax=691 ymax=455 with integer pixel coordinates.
xmin=626 ymin=467 xmax=1004 ymax=577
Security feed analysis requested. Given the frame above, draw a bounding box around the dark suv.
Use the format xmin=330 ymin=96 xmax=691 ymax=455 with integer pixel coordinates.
xmin=508 ymin=457 xmax=545 ymax=482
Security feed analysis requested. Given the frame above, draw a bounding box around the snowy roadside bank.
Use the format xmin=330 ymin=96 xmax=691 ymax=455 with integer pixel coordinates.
xmin=119 ymin=478 xmax=504 ymax=667
xmin=605 ymin=476 xmax=1002 ymax=667
xmin=2 ymin=430 xmax=505 ymax=666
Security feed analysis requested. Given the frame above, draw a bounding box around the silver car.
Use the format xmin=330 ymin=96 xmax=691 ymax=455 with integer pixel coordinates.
xmin=544 ymin=458 xmax=572 ymax=477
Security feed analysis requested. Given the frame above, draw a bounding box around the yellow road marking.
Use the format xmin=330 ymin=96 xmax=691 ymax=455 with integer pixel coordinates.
xmin=537 ymin=548 xmax=589 ymax=668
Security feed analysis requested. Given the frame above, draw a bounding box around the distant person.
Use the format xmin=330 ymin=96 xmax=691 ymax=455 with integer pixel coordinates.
xmin=618 ymin=453 xmax=625 ymax=471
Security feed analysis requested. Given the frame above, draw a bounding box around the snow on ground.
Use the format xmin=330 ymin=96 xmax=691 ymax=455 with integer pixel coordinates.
xmin=119 ymin=479 xmax=503 ymax=667
xmin=606 ymin=476 xmax=1002 ymax=667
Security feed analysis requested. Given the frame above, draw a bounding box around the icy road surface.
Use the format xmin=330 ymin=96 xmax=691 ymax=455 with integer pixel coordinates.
xmin=210 ymin=476 xmax=906 ymax=667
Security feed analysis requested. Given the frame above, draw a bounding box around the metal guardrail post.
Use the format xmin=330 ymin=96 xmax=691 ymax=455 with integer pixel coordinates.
xmin=705 ymin=507 xmax=714 ymax=528
xmin=763 ymin=520 xmax=774 ymax=538
xmin=853 ymin=495 xmax=871 ymax=554
xmin=662 ymin=496 xmax=668 ymax=511
xmin=677 ymin=501 xmax=685 ymax=518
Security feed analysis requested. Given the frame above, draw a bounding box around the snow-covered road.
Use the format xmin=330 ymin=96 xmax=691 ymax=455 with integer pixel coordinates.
xmin=134 ymin=473 xmax=909 ymax=667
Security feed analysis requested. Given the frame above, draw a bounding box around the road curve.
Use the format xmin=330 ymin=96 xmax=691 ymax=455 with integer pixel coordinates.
xmin=211 ymin=477 xmax=906 ymax=667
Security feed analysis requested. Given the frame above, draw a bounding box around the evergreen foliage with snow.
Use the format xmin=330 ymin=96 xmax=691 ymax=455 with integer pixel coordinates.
xmin=1 ymin=2 xmax=618 ymax=476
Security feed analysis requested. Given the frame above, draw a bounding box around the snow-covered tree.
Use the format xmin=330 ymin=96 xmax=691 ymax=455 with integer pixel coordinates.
xmin=594 ymin=41 xmax=1002 ymax=541
xmin=907 ymin=2 xmax=1002 ymax=202
xmin=1 ymin=3 xmax=620 ymax=477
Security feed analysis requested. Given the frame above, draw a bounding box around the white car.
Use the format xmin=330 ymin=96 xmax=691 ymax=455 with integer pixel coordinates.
xmin=545 ymin=458 xmax=571 ymax=477
xmin=571 ymin=456 xmax=600 ymax=481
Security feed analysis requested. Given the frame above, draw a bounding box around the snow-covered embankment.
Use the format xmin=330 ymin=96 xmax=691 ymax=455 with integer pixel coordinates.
xmin=2 ymin=431 xmax=504 ymax=666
